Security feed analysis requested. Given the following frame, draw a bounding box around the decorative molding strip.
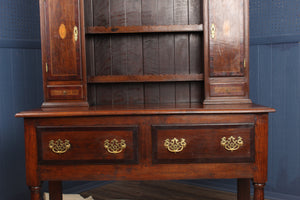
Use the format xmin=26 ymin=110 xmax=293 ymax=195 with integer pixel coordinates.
xmin=250 ymin=34 xmax=300 ymax=45
xmin=0 ymin=39 xmax=41 ymax=49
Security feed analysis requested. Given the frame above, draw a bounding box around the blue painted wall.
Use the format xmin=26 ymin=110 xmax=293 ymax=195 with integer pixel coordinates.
xmin=248 ymin=0 xmax=300 ymax=198
xmin=0 ymin=1 xmax=43 ymax=199
xmin=250 ymin=1 xmax=300 ymax=197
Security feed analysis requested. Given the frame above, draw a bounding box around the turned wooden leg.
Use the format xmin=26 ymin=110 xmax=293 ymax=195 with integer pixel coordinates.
xmin=253 ymin=183 xmax=265 ymax=200
xmin=49 ymin=181 xmax=63 ymax=200
xmin=30 ymin=186 xmax=41 ymax=200
xmin=237 ymin=179 xmax=251 ymax=200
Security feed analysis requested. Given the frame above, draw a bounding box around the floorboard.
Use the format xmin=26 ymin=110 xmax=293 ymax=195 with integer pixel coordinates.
xmin=80 ymin=181 xmax=258 ymax=200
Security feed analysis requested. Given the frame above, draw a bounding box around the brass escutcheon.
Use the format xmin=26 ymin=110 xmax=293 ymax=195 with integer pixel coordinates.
xmin=164 ymin=138 xmax=186 ymax=153
xmin=211 ymin=24 xmax=216 ymax=39
xmin=49 ymin=139 xmax=71 ymax=154
xmin=73 ymin=26 xmax=78 ymax=42
xmin=104 ymin=139 xmax=126 ymax=154
xmin=221 ymin=136 xmax=243 ymax=152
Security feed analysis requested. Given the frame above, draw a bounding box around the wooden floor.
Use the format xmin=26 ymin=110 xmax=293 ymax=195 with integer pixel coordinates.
xmin=80 ymin=181 xmax=249 ymax=200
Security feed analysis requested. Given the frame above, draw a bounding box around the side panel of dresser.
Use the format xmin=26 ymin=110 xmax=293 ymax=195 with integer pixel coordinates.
xmin=39 ymin=0 xmax=87 ymax=107
xmin=203 ymin=0 xmax=251 ymax=104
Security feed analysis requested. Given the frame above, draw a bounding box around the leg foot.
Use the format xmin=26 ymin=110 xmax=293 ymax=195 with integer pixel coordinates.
xmin=253 ymin=183 xmax=265 ymax=200
xmin=49 ymin=181 xmax=63 ymax=200
xmin=30 ymin=186 xmax=41 ymax=200
xmin=237 ymin=179 xmax=250 ymax=200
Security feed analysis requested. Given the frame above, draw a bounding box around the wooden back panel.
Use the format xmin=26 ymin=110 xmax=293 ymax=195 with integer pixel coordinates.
xmin=85 ymin=0 xmax=204 ymax=105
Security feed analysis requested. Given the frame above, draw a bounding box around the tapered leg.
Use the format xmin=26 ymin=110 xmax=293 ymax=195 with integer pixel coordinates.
xmin=30 ymin=186 xmax=41 ymax=200
xmin=49 ymin=181 xmax=62 ymax=200
xmin=237 ymin=179 xmax=251 ymax=200
xmin=253 ymin=183 xmax=265 ymax=200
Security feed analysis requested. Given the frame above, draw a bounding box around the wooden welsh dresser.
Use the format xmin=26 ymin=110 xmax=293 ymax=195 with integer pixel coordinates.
xmin=16 ymin=0 xmax=275 ymax=199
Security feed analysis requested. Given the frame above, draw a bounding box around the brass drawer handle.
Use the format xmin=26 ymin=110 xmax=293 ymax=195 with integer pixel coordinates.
xmin=104 ymin=139 xmax=126 ymax=154
xmin=49 ymin=139 xmax=71 ymax=154
xmin=221 ymin=136 xmax=243 ymax=152
xmin=211 ymin=23 xmax=216 ymax=39
xmin=164 ymin=138 xmax=187 ymax=153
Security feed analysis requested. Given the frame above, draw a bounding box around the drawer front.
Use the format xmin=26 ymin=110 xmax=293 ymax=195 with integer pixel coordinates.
xmin=37 ymin=126 xmax=138 ymax=164
xmin=47 ymin=85 xmax=83 ymax=100
xmin=210 ymin=83 xmax=246 ymax=97
xmin=152 ymin=123 xmax=254 ymax=164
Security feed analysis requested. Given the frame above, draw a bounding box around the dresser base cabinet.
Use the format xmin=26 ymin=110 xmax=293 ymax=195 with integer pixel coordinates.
xmin=17 ymin=105 xmax=274 ymax=200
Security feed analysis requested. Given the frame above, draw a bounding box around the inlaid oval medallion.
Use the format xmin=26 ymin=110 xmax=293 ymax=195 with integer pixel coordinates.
xmin=59 ymin=24 xmax=67 ymax=39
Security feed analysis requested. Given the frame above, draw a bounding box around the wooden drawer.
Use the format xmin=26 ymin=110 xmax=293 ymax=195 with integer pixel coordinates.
xmin=152 ymin=123 xmax=254 ymax=164
xmin=47 ymin=85 xmax=83 ymax=100
xmin=37 ymin=126 xmax=138 ymax=164
xmin=210 ymin=83 xmax=246 ymax=97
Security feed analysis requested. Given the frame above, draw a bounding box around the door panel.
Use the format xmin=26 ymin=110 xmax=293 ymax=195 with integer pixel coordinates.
xmin=209 ymin=0 xmax=245 ymax=77
xmin=45 ymin=0 xmax=81 ymax=80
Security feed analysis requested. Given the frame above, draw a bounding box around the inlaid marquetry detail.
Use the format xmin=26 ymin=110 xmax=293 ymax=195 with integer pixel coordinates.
xmin=59 ymin=24 xmax=67 ymax=39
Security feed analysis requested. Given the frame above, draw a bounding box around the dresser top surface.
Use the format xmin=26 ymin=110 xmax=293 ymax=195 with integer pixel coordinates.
xmin=16 ymin=103 xmax=275 ymax=118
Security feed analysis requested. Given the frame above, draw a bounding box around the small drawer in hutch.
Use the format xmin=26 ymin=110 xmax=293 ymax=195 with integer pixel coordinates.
xmin=152 ymin=123 xmax=254 ymax=164
xmin=37 ymin=126 xmax=138 ymax=164
xmin=47 ymin=85 xmax=83 ymax=100
xmin=210 ymin=83 xmax=246 ymax=97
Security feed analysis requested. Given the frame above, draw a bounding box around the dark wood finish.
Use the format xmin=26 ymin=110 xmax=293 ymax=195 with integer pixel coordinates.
xmin=37 ymin=126 xmax=138 ymax=164
xmin=203 ymin=0 xmax=251 ymax=104
xmin=238 ymin=179 xmax=251 ymax=200
xmin=208 ymin=0 xmax=245 ymax=77
xmin=43 ymin=0 xmax=81 ymax=81
xmin=29 ymin=186 xmax=41 ymax=200
xmin=47 ymin=85 xmax=83 ymax=100
xmin=87 ymin=24 xmax=203 ymax=34
xmin=253 ymin=183 xmax=265 ymax=200
xmin=17 ymin=108 xmax=274 ymax=200
xmin=48 ymin=181 xmax=62 ymax=200
xmin=16 ymin=103 xmax=275 ymax=118
xmin=210 ymin=83 xmax=246 ymax=97
xmin=40 ymin=0 xmax=88 ymax=107
xmin=18 ymin=1 xmax=274 ymax=200
xmin=88 ymin=74 xmax=204 ymax=83
xmin=152 ymin=124 xmax=254 ymax=164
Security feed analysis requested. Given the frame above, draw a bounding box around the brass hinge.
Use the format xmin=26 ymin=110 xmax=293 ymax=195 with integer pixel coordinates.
xmin=45 ymin=63 xmax=48 ymax=72
xmin=244 ymin=59 xmax=246 ymax=68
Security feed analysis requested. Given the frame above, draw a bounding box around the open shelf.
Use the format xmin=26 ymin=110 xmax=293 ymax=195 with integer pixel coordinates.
xmin=86 ymin=24 xmax=203 ymax=34
xmin=88 ymin=74 xmax=204 ymax=83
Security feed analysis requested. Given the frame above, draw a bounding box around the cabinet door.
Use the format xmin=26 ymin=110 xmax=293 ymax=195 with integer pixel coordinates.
xmin=208 ymin=0 xmax=246 ymax=77
xmin=44 ymin=0 xmax=81 ymax=81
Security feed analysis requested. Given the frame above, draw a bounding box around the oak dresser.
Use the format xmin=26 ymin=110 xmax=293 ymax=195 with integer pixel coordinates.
xmin=16 ymin=0 xmax=275 ymax=199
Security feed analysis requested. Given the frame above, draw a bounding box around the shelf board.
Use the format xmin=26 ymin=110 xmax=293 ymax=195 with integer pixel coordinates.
xmin=86 ymin=24 xmax=203 ymax=34
xmin=88 ymin=74 xmax=204 ymax=83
